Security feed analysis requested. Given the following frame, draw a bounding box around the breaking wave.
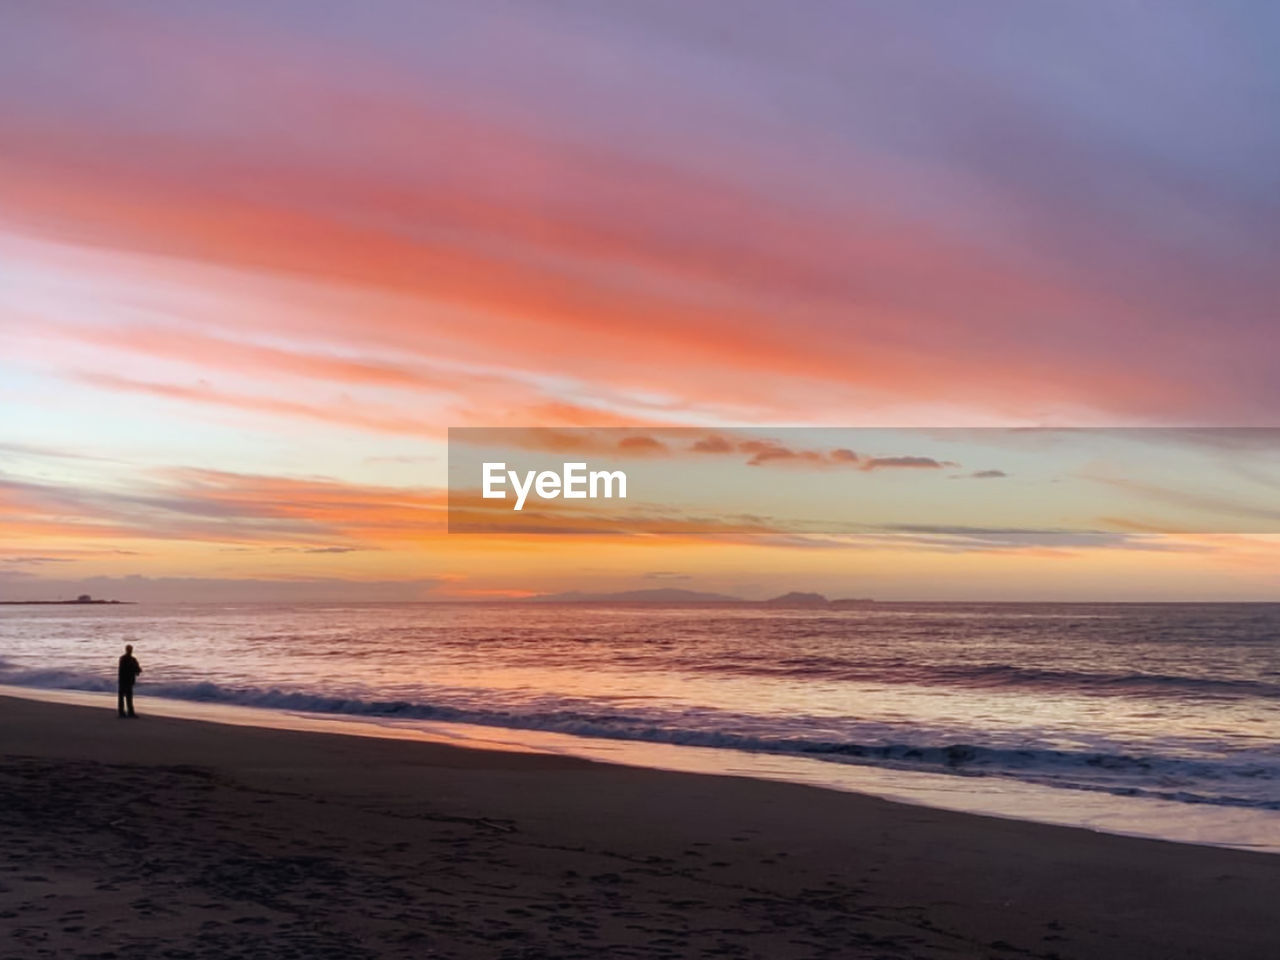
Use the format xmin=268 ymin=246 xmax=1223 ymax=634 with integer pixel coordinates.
xmin=3 ymin=666 xmax=1275 ymax=811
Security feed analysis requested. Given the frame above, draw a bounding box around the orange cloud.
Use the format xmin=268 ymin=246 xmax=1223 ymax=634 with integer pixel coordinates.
xmin=453 ymin=428 xmax=964 ymax=472
xmin=0 ymin=469 xmax=447 ymax=549
xmin=0 ymin=38 xmax=1213 ymax=427
xmin=74 ymin=372 xmax=440 ymax=437
xmin=859 ymin=456 xmax=957 ymax=471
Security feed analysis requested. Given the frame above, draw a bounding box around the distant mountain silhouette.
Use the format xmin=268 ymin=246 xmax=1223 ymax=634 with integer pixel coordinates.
xmin=525 ymin=588 xmax=875 ymax=605
xmin=527 ymin=588 xmax=742 ymax=603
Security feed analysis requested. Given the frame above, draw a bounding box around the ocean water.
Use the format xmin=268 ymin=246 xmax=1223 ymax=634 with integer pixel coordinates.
xmin=2 ymin=601 xmax=1278 ymax=850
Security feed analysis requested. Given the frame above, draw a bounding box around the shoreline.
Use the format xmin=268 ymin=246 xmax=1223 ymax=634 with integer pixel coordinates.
xmin=2 ymin=693 xmax=1278 ymax=959
xmin=3 ymin=683 xmax=1277 ymax=856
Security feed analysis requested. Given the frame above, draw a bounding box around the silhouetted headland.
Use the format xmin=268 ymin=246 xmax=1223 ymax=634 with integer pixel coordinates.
xmin=525 ymin=588 xmax=873 ymax=606
xmin=0 ymin=594 xmax=133 ymax=606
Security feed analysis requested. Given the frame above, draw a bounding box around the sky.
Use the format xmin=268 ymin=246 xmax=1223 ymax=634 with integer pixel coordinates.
xmin=1 ymin=1 xmax=1278 ymax=601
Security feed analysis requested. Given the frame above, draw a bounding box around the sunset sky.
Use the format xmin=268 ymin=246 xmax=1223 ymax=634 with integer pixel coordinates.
xmin=2 ymin=1 xmax=1278 ymax=601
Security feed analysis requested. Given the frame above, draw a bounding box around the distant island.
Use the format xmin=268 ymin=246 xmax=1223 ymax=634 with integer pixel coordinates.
xmin=525 ymin=588 xmax=873 ymax=607
xmin=0 ymin=594 xmax=133 ymax=606
xmin=761 ymin=591 xmax=875 ymax=608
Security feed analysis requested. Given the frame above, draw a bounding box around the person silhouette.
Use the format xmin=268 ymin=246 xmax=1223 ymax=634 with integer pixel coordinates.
xmin=117 ymin=644 xmax=142 ymax=718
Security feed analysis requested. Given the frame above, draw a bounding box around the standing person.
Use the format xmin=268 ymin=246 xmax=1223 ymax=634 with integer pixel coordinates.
xmin=117 ymin=644 xmax=142 ymax=718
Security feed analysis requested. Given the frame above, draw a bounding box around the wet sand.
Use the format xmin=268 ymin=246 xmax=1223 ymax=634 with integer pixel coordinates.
xmin=1 ymin=694 xmax=1276 ymax=959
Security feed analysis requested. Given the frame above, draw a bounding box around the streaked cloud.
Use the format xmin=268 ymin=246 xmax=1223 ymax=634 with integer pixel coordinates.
xmin=2 ymin=2 xmax=1277 ymax=596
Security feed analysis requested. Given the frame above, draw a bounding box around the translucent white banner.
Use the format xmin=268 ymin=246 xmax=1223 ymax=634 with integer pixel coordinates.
xmin=448 ymin=428 xmax=1280 ymax=534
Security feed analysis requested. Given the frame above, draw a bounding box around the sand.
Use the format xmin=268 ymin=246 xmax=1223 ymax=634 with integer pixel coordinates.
xmin=0 ymin=694 xmax=1275 ymax=959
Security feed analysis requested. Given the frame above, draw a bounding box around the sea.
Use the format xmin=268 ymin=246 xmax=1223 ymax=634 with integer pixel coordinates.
xmin=2 ymin=601 xmax=1277 ymax=852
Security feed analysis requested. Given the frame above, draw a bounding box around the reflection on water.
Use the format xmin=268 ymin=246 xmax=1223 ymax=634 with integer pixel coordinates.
xmin=2 ymin=601 xmax=1278 ymax=850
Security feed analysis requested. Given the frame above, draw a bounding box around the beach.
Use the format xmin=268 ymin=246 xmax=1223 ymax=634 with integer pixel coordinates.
xmin=1 ymin=694 xmax=1276 ymax=959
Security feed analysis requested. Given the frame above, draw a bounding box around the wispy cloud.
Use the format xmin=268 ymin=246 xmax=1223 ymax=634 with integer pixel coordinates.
xmin=0 ymin=468 xmax=446 ymax=548
xmin=1 ymin=3 xmax=1277 ymax=595
xmin=3 ymin=4 xmax=1275 ymax=424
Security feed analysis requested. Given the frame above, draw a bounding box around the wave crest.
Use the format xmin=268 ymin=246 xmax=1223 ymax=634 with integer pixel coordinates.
xmin=1 ymin=666 xmax=1275 ymax=811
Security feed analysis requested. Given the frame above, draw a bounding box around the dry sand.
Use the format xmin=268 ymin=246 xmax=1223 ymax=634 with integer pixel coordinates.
xmin=0 ymin=694 xmax=1275 ymax=959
